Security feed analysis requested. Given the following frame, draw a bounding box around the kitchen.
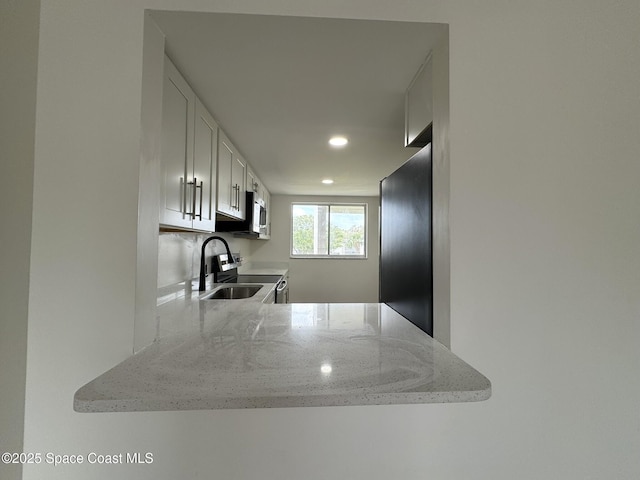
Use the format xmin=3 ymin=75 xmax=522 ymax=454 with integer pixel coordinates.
xmin=146 ymin=11 xmax=448 ymax=335
xmin=4 ymin=2 xmax=640 ymax=480
xmin=138 ymin=12 xmax=451 ymax=343
xmin=70 ymin=12 xmax=490 ymax=412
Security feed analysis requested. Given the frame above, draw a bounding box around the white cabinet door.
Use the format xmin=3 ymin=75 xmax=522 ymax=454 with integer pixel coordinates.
xmin=247 ymin=167 xmax=259 ymax=197
xmin=217 ymin=131 xmax=234 ymax=217
xmin=232 ymin=154 xmax=247 ymax=219
xmin=217 ymin=130 xmax=246 ymax=220
xmin=160 ymin=56 xmax=194 ymax=229
xmin=193 ymin=98 xmax=218 ymax=232
xmin=160 ymin=56 xmax=217 ymax=232
xmin=259 ymin=183 xmax=267 ymax=203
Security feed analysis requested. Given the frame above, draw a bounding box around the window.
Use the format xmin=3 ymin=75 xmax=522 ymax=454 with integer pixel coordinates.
xmin=291 ymin=203 xmax=367 ymax=258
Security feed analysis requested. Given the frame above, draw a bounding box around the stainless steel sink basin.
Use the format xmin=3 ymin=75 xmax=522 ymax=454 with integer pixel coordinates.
xmin=201 ymin=285 xmax=262 ymax=300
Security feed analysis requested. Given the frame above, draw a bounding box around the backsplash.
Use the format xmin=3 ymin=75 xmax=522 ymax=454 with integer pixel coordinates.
xmin=157 ymin=232 xmax=252 ymax=289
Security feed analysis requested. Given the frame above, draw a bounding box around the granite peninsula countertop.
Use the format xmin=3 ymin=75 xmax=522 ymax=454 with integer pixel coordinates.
xmin=74 ymin=286 xmax=491 ymax=412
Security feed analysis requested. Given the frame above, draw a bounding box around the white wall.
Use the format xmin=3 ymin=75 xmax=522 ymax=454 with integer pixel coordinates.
xmin=0 ymin=2 xmax=40 ymax=479
xmin=251 ymin=195 xmax=380 ymax=303
xmin=16 ymin=1 xmax=640 ymax=479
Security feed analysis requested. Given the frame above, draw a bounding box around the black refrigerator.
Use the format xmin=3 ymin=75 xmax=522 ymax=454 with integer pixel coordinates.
xmin=379 ymin=144 xmax=433 ymax=335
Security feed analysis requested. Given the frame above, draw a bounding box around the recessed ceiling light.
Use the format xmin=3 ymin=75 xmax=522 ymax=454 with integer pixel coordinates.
xmin=322 ymin=179 xmax=334 ymax=185
xmin=329 ymin=136 xmax=348 ymax=147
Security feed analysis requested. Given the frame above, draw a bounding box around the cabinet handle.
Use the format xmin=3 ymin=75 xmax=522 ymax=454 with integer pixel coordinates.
xmin=185 ymin=179 xmax=194 ymax=217
xmin=191 ymin=177 xmax=203 ymax=220
xmin=195 ymin=179 xmax=203 ymax=220
xmin=231 ymin=185 xmax=236 ymax=209
xmin=180 ymin=176 xmax=186 ymax=218
xmin=233 ymin=184 xmax=240 ymax=210
xmin=191 ymin=177 xmax=197 ymax=219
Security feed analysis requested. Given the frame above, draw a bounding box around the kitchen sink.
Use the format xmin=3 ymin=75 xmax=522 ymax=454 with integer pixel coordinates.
xmin=201 ymin=285 xmax=262 ymax=300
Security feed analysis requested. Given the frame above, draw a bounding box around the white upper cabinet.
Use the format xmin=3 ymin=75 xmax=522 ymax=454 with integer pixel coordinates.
xmin=160 ymin=56 xmax=195 ymax=229
xmin=247 ymin=167 xmax=258 ymax=196
xmin=405 ymin=53 xmax=433 ymax=147
xmin=232 ymin=153 xmax=247 ymax=217
xmin=160 ymin=55 xmax=217 ymax=232
xmin=216 ymin=132 xmax=233 ymax=217
xmin=246 ymin=166 xmax=265 ymax=201
xmin=193 ymin=98 xmax=218 ymax=231
xmin=159 ymin=55 xmax=270 ymax=233
xmin=217 ymin=130 xmax=246 ymax=220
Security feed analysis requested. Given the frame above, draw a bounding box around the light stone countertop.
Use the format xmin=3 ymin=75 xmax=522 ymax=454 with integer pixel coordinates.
xmin=74 ymin=292 xmax=491 ymax=412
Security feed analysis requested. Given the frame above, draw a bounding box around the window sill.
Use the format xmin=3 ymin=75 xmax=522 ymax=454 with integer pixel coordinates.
xmin=290 ymin=255 xmax=368 ymax=260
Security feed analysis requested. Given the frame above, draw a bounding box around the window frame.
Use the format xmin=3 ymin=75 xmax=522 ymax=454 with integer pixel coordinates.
xmin=290 ymin=202 xmax=368 ymax=259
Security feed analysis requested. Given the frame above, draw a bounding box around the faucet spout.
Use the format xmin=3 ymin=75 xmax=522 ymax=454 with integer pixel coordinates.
xmin=198 ymin=236 xmax=234 ymax=292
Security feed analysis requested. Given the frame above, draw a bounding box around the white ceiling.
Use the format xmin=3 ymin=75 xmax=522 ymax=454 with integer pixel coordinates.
xmin=150 ymin=11 xmax=445 ymax=196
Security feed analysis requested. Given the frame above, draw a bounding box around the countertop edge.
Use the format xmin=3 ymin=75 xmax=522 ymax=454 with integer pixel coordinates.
xmin=74 ymin=384 xmax=491 ymax=413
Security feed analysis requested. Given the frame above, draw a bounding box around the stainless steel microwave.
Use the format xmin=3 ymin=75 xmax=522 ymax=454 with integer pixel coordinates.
xmin=216 ymin=191 xmax=266 ymax=236
xmin=252 ymin=193 xmax=267 ymax=235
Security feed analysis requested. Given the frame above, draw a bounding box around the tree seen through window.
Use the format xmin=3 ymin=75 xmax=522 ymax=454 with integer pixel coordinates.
xmin=291 ymin=204 xmax=366 ymax=257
